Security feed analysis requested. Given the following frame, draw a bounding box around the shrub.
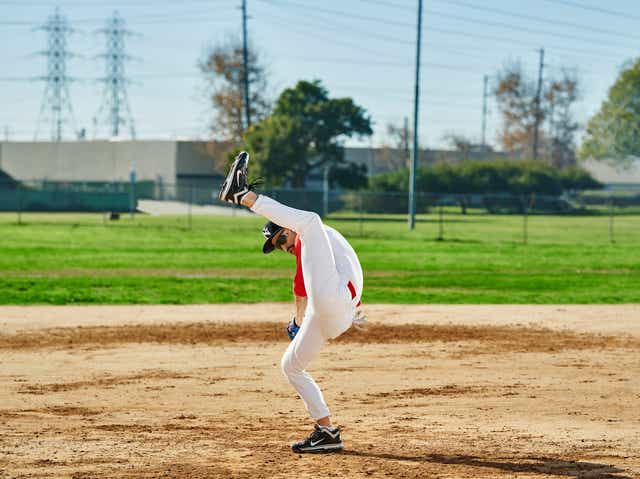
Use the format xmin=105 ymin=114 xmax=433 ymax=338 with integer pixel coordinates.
xmin=368 ymin=159 xmax=601 ymax=195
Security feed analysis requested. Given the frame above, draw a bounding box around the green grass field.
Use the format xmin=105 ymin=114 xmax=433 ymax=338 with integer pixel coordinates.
xmin=0 ymin=211 xmax=638 ymax=304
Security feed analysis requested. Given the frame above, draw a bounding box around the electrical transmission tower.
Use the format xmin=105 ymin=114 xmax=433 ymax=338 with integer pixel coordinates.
xmin=34 ymin=8 xmax=77 ymax=141
xmin=94 ymin=11 xmax=136 ymax=139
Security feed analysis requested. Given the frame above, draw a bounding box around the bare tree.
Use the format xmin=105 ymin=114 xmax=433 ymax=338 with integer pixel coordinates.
xmin=546 ymin=69 xmax=580 ymax=168
xmin=199 ymin=36 xmax=270 ymax=142
xmin=494 ymin=61 xmax=580 ymax=165
xmin=442 ymin=132 xmax=475 ymax=161
xmin=494 ymin=61 xmax=541 ymax=158
xmin=377 ymin=121 xmax=410 ymax=171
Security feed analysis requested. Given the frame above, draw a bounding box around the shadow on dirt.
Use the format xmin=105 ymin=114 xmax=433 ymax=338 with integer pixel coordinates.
xmin=342 ymin=451 xmax=632 ymax=478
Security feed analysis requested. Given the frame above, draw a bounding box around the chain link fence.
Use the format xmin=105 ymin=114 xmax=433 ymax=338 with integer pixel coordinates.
xmin=0 ymin=180 xmax=638 ymax=244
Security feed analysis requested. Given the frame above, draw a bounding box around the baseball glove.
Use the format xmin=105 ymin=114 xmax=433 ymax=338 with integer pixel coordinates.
xmin=286 ymin=317 xmax=300 ymax=341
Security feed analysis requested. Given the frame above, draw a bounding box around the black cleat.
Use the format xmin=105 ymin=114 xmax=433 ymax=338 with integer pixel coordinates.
xmin=218 ymin=151 xmax=252 ymax=205
xmin=291 ymin=425 xmax=343 ymax=453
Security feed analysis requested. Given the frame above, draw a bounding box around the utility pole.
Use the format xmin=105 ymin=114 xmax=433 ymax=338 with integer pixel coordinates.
xmin=241 ymin=0 xmax=251 ymax=129
xmin=323 ymin=165 xmax=329 ymax=217
xmin=403 ymin=116 xmax=409 ymax=167
xmin=3 ymin=125 xmax=9 ymax=141
xmin=481 ymin=74 xmax=488 ymax=149
xmin=408 ymin=0 xmax=423 ymax=230
xmin=533 ymin=48 xmax=545 ymax=160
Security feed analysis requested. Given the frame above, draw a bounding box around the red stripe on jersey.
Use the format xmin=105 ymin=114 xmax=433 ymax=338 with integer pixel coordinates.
xmin=293 ymin=235 xmax=307 ymax=297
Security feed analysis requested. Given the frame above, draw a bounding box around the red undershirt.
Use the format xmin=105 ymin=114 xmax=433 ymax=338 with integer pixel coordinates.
xmin=293 ymin=235 xmax=361 ymax=306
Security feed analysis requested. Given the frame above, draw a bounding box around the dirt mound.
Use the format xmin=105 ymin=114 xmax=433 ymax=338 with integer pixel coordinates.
xmin=2 ymin=305 xmax=639 ymax=479
xmin=368 ymin=385 xmax=487 ymax=399
xmin=1 ymin=322 xmax=636 ymax=354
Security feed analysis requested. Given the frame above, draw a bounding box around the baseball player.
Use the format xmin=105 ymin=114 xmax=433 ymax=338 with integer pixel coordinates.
xmin=218 ymin=151 xmax=364 ymax=453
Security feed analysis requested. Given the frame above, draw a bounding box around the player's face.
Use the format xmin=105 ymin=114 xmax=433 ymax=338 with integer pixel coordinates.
xmin=273 ymin=228 xmax=296 ymax=255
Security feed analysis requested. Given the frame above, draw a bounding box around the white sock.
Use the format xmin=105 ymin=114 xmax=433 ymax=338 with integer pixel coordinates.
xmin=319 ymin=425 xmax=338 ymax=432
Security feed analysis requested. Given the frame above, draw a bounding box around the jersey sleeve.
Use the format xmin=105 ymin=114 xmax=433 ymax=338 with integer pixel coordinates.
xmin=293 ymin=236 xmax=307 ymax=297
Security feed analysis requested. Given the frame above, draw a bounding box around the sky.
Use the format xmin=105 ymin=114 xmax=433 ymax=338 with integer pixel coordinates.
xmin=1 ymin=0 xmax=639 ymax=149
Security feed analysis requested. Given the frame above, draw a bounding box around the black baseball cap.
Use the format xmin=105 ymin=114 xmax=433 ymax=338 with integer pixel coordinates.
xmin=262 ymin=221 xmax=284 ymax=254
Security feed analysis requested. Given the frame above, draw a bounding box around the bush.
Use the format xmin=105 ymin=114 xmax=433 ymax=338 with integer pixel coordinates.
xmin=560 ymin=166 xmax=603 ymax=191
xmin=342 ymin=190 xmax=414 ymax=214
xmin=368 ymin=159 xmax=601 ymax=195
xmin=369 ymin=169 xmax=408 ymax=192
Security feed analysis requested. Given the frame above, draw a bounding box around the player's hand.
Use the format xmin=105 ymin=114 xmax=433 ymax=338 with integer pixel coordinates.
xmin=286 ymin=317 xmax=300 ymax=341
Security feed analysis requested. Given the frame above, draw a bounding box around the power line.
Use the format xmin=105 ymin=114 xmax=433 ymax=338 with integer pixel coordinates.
xmin=259 ymin=9 xmax=623 ymax=69
xmin=258 ymin=0 xmax=629 ymax=60
xmin=263 ymin=30 xmax=486 ymax=72
xmin=424 ymin=25 xmax=620 ymax=60
xmin=126 ymin=52 xmax=617 ymax=82
xmin=329 ymin=83 xmax=479 ymax=97
xmin=260 ymin=11 xmax=487 ymax=71
xmin=261 ymin=0 xmax=638 ymax=51
xmin=1 ymin=9 xmax=238 ymax=26
xmin=258 ymin=0 xmax=414 ymax=28
xmin=1 ymin=16 xmax=233 ymax=26
xmin=259 ymin=17 xmax=406 ymax=58
xmin=0 ymin=0 xmax=230 ymax=5
xmin=261 ymin=8 xmax=560 ymax=63
xmin=356 ymin=0 xmax=640 ymax=27
xmin=542 ymin=0 xmax=640 ymax=22
xmin=353 ymin=0 xmax=414 ymax=11
xmin=129 ymin=15 xmax=238 ymax=25
xmin=127 ymin=71 xmax=486 ymax=101
xmin=336 ymin=90 xmax=483 ymax=108
xmin=259 ymin=11 xmax=413 ymax=46
xmin=423 ymin=8 xmax=636 ymax=50
xmin=276 ymin=44 xmax=619 ymax=80
xmin=432 ymin=0 xmax=640 ymax=41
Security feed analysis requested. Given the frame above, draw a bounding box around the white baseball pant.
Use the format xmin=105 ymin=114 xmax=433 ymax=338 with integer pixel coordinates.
xmin=251 ymin=194 xmax=357 ymax=420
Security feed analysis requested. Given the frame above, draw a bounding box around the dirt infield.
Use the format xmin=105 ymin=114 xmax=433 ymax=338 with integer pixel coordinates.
xmin=1 ymin=304 xmax=638 ymax=479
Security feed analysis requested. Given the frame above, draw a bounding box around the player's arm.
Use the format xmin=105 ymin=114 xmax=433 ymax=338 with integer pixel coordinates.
xmin=288 ymin=237 xmax=307 ymax=340
xmin=286 ymin=295 xmax=306 ymax=341
xmin=294 ymin=294 xmax=307 ymax=326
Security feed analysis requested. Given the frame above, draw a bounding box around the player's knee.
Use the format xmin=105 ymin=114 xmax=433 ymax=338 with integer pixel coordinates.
xmin=313 ymin=290 xmax=345 ymax=316
xmin=313 ymin=302 xmax=336 ymax=319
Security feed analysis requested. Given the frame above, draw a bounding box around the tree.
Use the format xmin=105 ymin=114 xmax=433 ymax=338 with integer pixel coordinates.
xmin=199 ymin=36 xmax=270 ymax=142
xmin=242 ymin=80 xmax=373 ymax=187
xmin=546 ymin=70 xmax=580 ymax=168
xmin=377 ymin=121 xmax=410 ymax=171
xmin=494 ymin=61 xmax=540 ymax=158
xmin=494 ymin=62 xmax=580 ymax=164
xmin=580 ymin=58 xmax=640 ymax=168
xmin=329 ymin=162 xmax=369 ymax=190
xmin=387 ymin=122 xmax=410 ymax=157
xmin=442 ymin=132 xmax=475 ymax=161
